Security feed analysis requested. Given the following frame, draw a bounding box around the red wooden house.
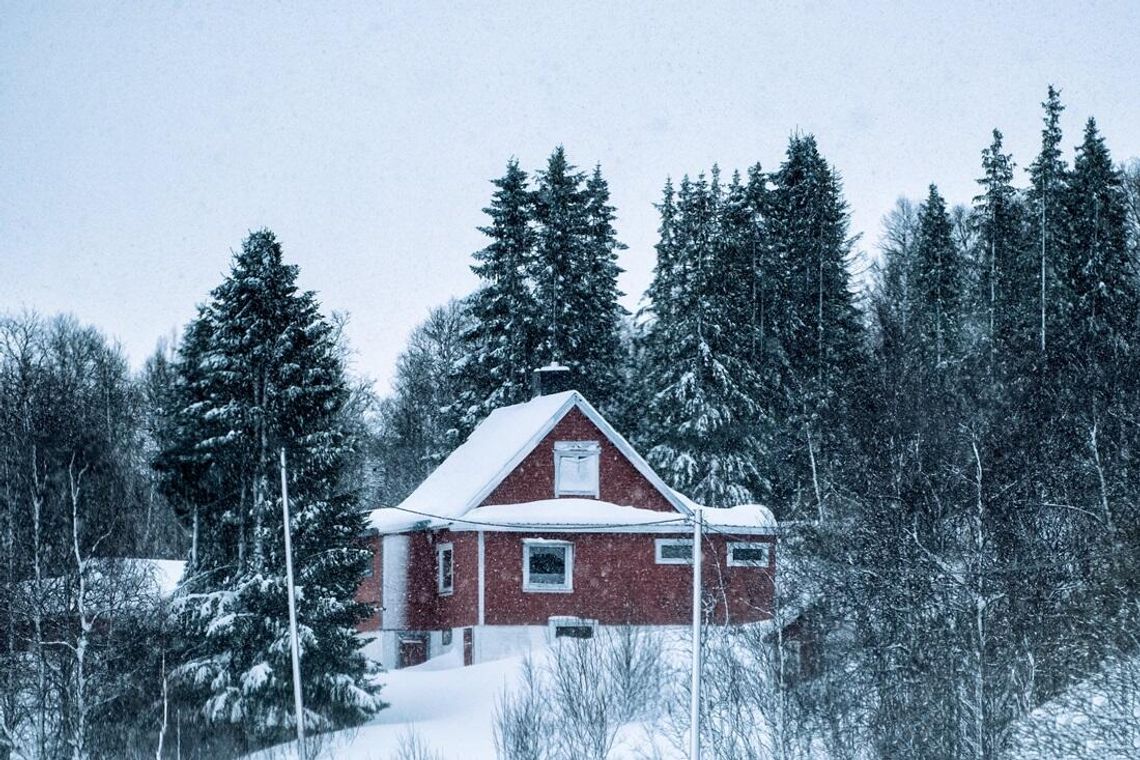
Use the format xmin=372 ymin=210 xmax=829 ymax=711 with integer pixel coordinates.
xmin=356 ymin=386 xmax=777 ymax=669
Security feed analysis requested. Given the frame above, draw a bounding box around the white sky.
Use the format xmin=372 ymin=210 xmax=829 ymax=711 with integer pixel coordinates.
xmin=3 ymin=1 xmax=1138 ymax=391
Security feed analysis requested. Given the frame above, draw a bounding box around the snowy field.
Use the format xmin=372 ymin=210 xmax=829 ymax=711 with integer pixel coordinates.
xmin=247 ymin=647 xmax=510 ymax=759
xmin=249 ymin=632 xmax=699 ymax=760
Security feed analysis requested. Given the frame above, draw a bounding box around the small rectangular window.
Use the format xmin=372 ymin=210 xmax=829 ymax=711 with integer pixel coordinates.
xmin=655 ymin=538 xmax=693 ymax=564
xmin=728 ymin=542 xmax=771 ymax=567
xmin=548 ymin=615 xmax=597 ymax=640
xmin=523 ymin=540 xmax=573 ymax=592
xmin=437 ymin=543 xmax=454 ymax=595
xmin=554 ymin=441 xmax=600 ymax=497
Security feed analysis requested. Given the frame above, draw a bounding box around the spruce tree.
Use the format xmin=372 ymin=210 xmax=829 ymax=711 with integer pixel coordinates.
xmin=531 ymin=148 xmax=628 ymax=412
xmin=973 ymin=129 xmax=1031 ymax=382
xmin=1062 ymin=118 xmax=1135 ymax=370
xmin=452 ymin=160 xmax=540 ymax=436
xmin=532 ymin=146 xmax=589 ymax=366
xmin=1058 ymin=119 xmax=1140 ymax=677
xmin=161 ymin=230 xmax=383 ymax=753
xmin=766 ymin=135 xmax=865 ymax=521
xmin=642 ymin=172 xmax=770 ymax=506
xmin=1027 ymin=85 xmax=1069 ymax=358
xmin=579 ymin=165 xmax=629 ymax=410
xmin=909 ymin=185 xmax=964 ymax=368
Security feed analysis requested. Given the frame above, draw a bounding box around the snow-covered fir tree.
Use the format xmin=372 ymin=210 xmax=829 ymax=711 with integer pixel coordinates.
xmin=642 ymin=171 xmax=770 ymax=507
xmin=973 ymin=129 xmax=1031 ymax=380
xmin=765 ymin=134 xmax=866 ymax=521
xmin=579 ymin=165 xmax=630 ymax=412
xmin=1027 ymin=85 xmax=1069 ymax=357
xmin=451 ymin=159 xmax=540 ymax=438
xmin=909 ymin=184 xmax=965 ymax=369
xmin=158 ymin=230 xmax=383 ymax=754
xmin=531 ymin=147 xmax=628 ymax=413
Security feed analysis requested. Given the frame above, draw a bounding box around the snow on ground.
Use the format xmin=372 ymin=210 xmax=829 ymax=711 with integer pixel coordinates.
xmin=1004 ymin=654 xmax=1140 ymax=759
xmin=248 ymin=648 xmax=526 ymax=760
xmin=249 ymin=632 xmax=698 ymax=760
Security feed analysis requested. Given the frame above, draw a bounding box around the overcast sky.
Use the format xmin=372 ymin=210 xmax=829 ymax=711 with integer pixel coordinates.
xmin=3 ymin=1 xmax=1138 ymax=391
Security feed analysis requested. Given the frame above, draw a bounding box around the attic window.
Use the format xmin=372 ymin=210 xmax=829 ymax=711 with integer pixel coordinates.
xmin=554 ymin=441 xmax=600 ymax=497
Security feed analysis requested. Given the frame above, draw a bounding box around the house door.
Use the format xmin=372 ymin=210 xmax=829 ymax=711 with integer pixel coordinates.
xmin=398 ymin=635 xmax=428 ymax=668
xmin=463 ymin=627 xmax=474 ymax=666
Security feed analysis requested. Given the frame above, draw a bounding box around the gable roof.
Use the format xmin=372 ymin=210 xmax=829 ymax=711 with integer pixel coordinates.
xmin=371 ymin=390 xmax=692 ymax=532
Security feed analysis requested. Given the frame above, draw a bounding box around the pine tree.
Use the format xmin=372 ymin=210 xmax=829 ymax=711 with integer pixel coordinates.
xmin=766 ymin=135 xmax=865 ymax=521
xmin=1055 ymin=119 xmax=1140 ymax=680
xmin=641 ymin=173 xmax=770 ymax=506
xmin=161 ymin=230 xmax=383 ymax=752
xmin=909 ymin=185 xmax=964 ymax=368
xmin=1027 ymin=85 xmax=1069 ymax=357
xmin=531 ymin=148 xmax=629 ymax=412
xmin=532 ymin=146 xmax=589 ymax=366
xmin=973 ymin=129 xmax=1031 ymax=382
xmin=579 ymin=165 xmax=629 ymax=411
xmin=452 ymin=160 xmax=540 ymax=436
xmin=1062 ymin=118 xmax=1135 ymax=372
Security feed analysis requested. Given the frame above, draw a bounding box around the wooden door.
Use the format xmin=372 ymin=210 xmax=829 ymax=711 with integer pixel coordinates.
xmin=398 ymin=635 xmax=428 ymax=668
xmin=463 ymin=627 xmax=474 ymax=666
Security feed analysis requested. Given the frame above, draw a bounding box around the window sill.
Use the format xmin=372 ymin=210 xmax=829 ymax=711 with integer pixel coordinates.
xmin=438 ymin=589 xmax=454 ymax=597
xmin=523 ymin=585 xmax=574 ymax=594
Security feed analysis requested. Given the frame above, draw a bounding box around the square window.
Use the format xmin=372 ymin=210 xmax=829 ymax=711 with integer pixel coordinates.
xmin=554 ymin=442 xmax=600 ymax=497
xmin=728 ymin=542 xmax=771 ymax=567
xmin=437 ymin=543 xmax=454 ymax=595
xmin=523 ymin=540 xmax=573 ymax=592
xmin=655 ymin=538 xmax=693 ymax=564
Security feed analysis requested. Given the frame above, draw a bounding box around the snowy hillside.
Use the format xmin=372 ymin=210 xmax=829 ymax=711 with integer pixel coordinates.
xmin=247 ymin=627 xmax=779 ymax=760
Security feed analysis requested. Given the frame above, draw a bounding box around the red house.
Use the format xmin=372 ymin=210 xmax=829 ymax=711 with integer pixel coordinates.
xmin=357 ymin=387 xmax=777 ymax=669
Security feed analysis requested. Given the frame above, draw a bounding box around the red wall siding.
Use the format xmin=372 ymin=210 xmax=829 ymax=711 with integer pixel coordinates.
xmin=481 ymin=407 xmax=674 ymax=511
xmin=483 ymin=532 xmax=774 ymax=626
xmin=403 ymin=530 xmax=479 ymax=631
xmin=355 ymin=534 xmax=383 ymax=633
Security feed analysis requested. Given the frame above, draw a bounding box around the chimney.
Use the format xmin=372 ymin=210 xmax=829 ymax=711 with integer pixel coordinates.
xmin=532 ymin=362 xmax=574 ymax=398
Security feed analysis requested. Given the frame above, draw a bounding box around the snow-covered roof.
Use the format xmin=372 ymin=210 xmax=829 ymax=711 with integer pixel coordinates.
xmin=370 ymin=390 xmax=697 ymax=533
xmin=371 ymin=498 xmax=775 ymax=535
xmin=460 ymin=499 xmax=774 ymax=533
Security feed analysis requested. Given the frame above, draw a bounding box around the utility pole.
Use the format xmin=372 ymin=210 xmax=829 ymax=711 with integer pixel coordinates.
xmin=690 ymin=507 xmax=703 ymax=760
xmin=280 ymin=447 xmax=307 ymax=760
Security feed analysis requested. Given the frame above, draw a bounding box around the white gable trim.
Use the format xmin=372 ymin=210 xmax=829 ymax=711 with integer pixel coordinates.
xmin=571 ymin=394 xmax=693 ymax=516
xmin=461 ymin=391 xmax=692 ymax=517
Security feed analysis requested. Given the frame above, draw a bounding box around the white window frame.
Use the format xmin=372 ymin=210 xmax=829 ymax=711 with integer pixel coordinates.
xmin=522 ymin=539 xmax=574 ymax=593
xmin=655 ymin=538 xmax=694 ymax=565
xmin=437 ymin=543 xmax=454 ymax=596
xmin=547 ymin=615 xmax=597 ymax=641
xmin=553 ymin=441 xmax=601 ymax=497
xmin=727 ymin=541 xmax=771 ymax=567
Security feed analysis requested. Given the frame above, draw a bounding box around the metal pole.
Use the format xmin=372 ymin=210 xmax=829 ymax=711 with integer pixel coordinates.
xmin=690 ymin=507 xmax=703 ymax=760
xmin=280 ymin=447 xmax=307 ymax=759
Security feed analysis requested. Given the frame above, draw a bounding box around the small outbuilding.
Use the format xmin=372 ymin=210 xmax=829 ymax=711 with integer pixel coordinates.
xmin=356 ymin=387 xmax=776 ymax=669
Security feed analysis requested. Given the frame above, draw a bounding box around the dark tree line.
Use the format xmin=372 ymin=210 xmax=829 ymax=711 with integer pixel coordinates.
xmin=378 ymin=90 xmax=1140 ymax=757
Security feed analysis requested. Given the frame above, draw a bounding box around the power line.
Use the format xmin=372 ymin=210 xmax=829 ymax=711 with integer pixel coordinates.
xmin=377 ymin=503 xmax=694 ymax=532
